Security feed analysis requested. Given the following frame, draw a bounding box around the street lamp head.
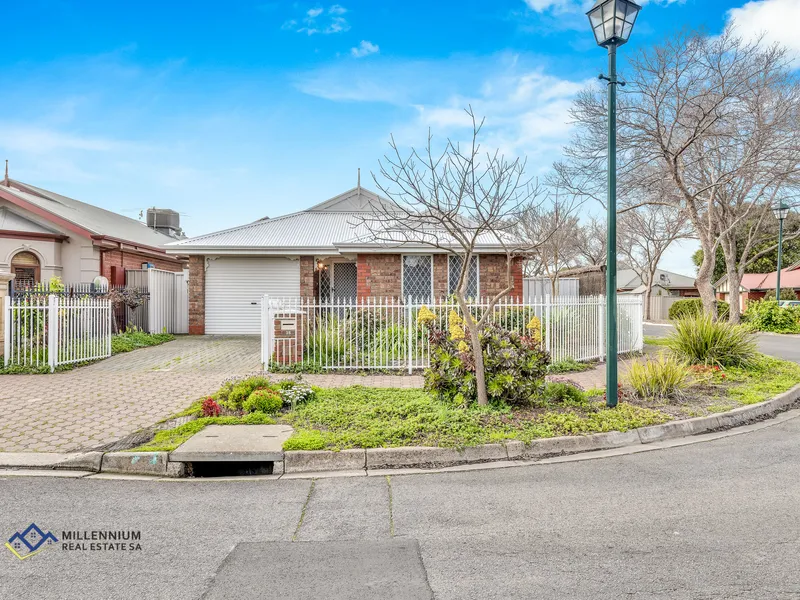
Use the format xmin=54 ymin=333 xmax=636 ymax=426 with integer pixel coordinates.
xmin=587 ymin=0 xmax=641 ymax=47
xmin=773 ymin=202 xmax=790 ymax=221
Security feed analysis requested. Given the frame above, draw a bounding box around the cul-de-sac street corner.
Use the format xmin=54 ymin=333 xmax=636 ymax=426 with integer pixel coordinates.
xmin=2 ymin=0 xmax=800 ymax=598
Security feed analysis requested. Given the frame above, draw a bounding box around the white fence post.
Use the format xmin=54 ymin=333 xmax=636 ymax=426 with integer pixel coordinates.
xmin=598 ymin=296 xmax=605 ymax=361
xmin=407 ymin=300 xmax=413 ymax=375
xmin=3 ymin=295 xmax=9 ymax=367
xmin=262 ymin=294 xmax=271 ymax=372
xmin=544 ymin=295 xmax=551 ymax=354
xmin=47 ymin=295 xmax=58 ymax=372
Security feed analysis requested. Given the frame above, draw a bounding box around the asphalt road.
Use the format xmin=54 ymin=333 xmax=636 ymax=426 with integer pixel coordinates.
xmin=645 ymin=323 xmax=800 ymax=363
xmin=2 ymin=416 xmax=800 ymax=599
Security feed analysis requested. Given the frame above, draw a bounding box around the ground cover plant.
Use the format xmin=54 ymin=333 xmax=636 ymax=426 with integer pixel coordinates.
xmin=281 ymin=385 xmax=669 ymax=451
xmin=111 ymin=327 xmax=175 ymax=354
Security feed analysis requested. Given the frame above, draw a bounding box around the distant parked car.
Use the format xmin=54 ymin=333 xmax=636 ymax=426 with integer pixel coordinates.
xmin=778 ymin=300 xmax=800 ymax=308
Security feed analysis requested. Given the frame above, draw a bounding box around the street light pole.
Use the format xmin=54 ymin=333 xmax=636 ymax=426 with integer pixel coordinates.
xmin=605 ymin=43 xmax=619 ymax=407
xmin=586 ymin=0 xmax=641 ymax=407
xmin=776 ymin=214 xmax=784 ymax=302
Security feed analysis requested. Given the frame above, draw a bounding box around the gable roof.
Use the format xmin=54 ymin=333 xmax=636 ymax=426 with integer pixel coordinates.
xmin=167 ymin=186 xmax=514 ymax=255
xmin=0 ymin=180 xmax=178 ymax=250
xmin=617 ymin=268 xmax=696 ymax=290
xmin=738 ymin=269 xmax=800 ymax=291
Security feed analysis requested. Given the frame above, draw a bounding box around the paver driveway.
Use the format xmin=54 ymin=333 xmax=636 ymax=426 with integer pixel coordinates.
xmin=0 ymin=336 xmax=262 ymax=453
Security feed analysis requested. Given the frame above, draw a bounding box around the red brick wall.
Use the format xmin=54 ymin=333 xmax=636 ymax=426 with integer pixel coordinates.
xmin=355 ymin=252 xmax=522 ymax=300
xmin=479 ymin=254 xmax=523 ymax=300
xmin=433 ymin=254 xmax=447 ymax=299
xmin=101 ymin=249 xmax=185 ymax=281
xmin=357 ymin=254 xmax=402 ymax=299
xmin=188 ymin=256 xmax=205 ymax=335
xmin=679 ymin=289 xmax=700 ymax=297
xmin=300 ymin=256 xmax=315 ymax=299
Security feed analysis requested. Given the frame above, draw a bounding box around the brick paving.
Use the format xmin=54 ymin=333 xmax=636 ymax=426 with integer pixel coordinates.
xmin=0 ymin=336 xmax=263 ymax=453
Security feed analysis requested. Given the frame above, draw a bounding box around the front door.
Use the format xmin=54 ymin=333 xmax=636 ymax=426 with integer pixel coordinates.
xmin=332 ymin=262 xmax=358 ymax=301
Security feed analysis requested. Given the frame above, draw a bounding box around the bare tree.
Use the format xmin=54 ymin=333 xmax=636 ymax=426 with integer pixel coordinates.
xmin=618 ymin=205 xmax=692 ymax=320
xmin=516 ymin=196 xmax=581 ymax=296
xmin=357 ymin=108 xmax=548 ymax=406
xmin=558 ymin=28 xmax=800 ymax=318
xmin=574 ymin=216 xmax=607 ymax=267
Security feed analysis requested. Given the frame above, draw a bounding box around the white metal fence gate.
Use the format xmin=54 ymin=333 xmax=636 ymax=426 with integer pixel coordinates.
xmin=3 ymin=295 xmax=112 ymax=371
xmin=260 ymin=295 xmax=643 ymax=371
xmin=126 ymin=268 xmax=189 ymax=334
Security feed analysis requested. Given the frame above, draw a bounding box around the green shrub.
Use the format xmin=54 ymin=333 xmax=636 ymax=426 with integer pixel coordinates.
xmin=243 ymin=388 xmax=283 ymax=414
xmin=668 ymin=298 xmax=729 ymax=321
xmin=424 ymin=322 xmax=550 ymax=406
xmin=666 ymin=314 xmax=758 ymax=368
xmin=225 ymin=376 xmax=274 ymax=410
xmin=276 ymin=379 xmax=317 ymax=409
xmin=548 ymin=357 xmax=592 ymax=373
xmin=541 ymin=382 xmax=587 ymax=405
xmin=626 ymin=353 xmax=691 ymax=400
xmin=743 ymin=299 xmax=800 ymax=334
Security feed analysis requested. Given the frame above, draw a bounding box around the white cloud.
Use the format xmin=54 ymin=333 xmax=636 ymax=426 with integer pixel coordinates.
xmin=283 ymin=4 xmax=350 ymax=35
xmin=523 ymin=0 xmax=576 ymax=12
xmin=726 ymin=0 xmax=800 ymax=56
xmin=351 ymin=40 xmax=380 ymax=58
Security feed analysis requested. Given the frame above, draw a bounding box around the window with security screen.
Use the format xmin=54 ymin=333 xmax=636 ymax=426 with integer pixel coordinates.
xmin=402 ymin=255 xmax=433 ymax=301
xmin=448 ymin=255 xmax=479 ymax=299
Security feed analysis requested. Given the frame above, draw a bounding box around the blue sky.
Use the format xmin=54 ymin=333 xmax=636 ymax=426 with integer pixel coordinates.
xmin=1 ymin=0 xmax=796 ymax=275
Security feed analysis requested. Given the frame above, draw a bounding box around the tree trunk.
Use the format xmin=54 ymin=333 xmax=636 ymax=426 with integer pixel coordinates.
xmin=695 ymin=237 xmax=718 ymax=320
xmin=469 ymin=324 xmax=488 ymax=406
xmin=457 ymin=294 xmax=488 ymax=406
xmin=643 ymin=281 xmax=653 ymax=322
xmin=721 ymin=234 xmax=742 ymax=324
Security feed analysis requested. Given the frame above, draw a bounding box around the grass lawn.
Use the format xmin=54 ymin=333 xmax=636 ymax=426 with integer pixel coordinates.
xmin=644 ymin=335 xmax=670 ymax=347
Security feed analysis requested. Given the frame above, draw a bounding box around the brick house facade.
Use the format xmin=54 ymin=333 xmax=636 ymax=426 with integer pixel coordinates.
xmin=171 ymin=186 xmax=528 ymax=336
xmin=101 ymin=248 xmax=185 ymax=286
xmin=186 ymin=252 xmax=524 ymax=335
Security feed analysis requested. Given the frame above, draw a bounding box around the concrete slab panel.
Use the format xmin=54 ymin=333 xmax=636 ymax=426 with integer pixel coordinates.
xmin=202 ymin=540 xmax=433 ymax=600
xmin=169 ymin=424 xmax=294 ymax=462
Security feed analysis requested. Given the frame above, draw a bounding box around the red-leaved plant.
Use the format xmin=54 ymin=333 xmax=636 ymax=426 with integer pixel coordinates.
xmin=201 ymin=398 xmax=221 ymax=417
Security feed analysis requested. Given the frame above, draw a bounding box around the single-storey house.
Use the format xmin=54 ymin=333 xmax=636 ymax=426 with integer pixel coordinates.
xmin=0 ymin=177 xmax=186 ymax=287
xmin=167 ymin=186 xmax=524 ymax=335
xmin=715 ymin=262 xmax=800 ymax=311
xmin=617 ymin=268 xmax=699 ymax=297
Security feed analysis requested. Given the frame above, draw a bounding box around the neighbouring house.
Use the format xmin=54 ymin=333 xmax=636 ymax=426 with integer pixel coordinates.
xmin=617 ymin=268 xmax=699 ymax=297
xmin=715 ymin=262 xmax=800 ymax=311
xmin=167 ymin=186 xmax=525 ymax=335
xmin=0 ymin=177 xmax=187 ymax=288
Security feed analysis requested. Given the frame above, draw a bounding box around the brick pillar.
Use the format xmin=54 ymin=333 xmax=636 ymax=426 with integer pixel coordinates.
xmin=433 ymin=254 xmax=448 ymax=299
xmin=272 ymin=313 xmax=303 ymax=365
xmin=300 ymin=256 xmax=316 ymax=299
xmin=0 ymin=271 xmax=15 ymax=353
xmin=188 ymin=256 xmax=205 ymax=335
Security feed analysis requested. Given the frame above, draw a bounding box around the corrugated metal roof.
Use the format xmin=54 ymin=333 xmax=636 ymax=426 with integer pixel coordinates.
xmin=2 ymin=180 xmax=177 ymax=249
xmin=169 ymin=186 xmax=520 ymax=252
xmin=617 ymin=268 xmax=696 ymax=290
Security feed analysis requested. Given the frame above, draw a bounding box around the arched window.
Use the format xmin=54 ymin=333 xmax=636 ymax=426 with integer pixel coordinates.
xmin=11 ymin=251 xmax=40 ymax=287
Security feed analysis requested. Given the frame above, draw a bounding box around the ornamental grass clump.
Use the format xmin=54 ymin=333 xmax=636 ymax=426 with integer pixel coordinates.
xmin=666 ymin=314 xmax=758 ymax=368
xmin=626 ymin=353 xmax=692 ymax=400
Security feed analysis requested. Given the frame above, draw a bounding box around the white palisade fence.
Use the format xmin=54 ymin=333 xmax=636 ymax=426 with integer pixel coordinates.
xmin=3 ymin=295 xmax=112 ymax=371
xmin=261 ymin=295 xmax=643 ymax=371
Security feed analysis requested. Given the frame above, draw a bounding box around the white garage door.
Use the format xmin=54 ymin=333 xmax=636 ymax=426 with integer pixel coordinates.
xmin=205 ymin=257 xmax=301 ymax=334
